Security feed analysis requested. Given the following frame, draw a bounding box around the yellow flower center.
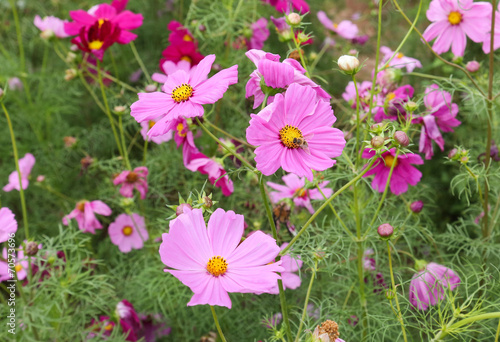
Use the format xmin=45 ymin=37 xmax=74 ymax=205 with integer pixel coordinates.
xmin=279 ymin=125 xmax=303 ymax=149
xmin=122 ymin=226 xmax=133 ymax=236
xmin=386 ymin=92 xmax=396 ymax=101
xmin=126 ymin=172 xmax=139 ymax=183
xmin=334 ymin=23 xmax=338 ymax=29
xmin=448 ymin=11 xmax=462 ymax=25
xmin=384 ymin=154 xmax=398 ymax=168
xmin=148 ymin=120 xmax=156 ymax=129
xmin=180 ymin=56 xmax=192 ymax=63
xmin=88 ymin=40 xmax=104 ymax=50
xmin=206 ymin=256 xmax=228 ymax=276
xmin=294 ymin=187 xmax=307 ymax=198
xmin=76 ymin=200 xmax=87 ymax=212
xmin=183 ymin=34 xmax=193 ymax=42
xmin=396 ymin=52 xmax=404 ymax=59
xmin=171 ymin=83 xmax=193 ymax=103
xmin=104 ymin=323 xmax=114 ymax=331
xmin=177 ymin=123 xmax=187 ymax=137
xmin=98 ymin=18 xmax=106 ymax=27
xmin=15 ymin=264 xmax=22 ymax=272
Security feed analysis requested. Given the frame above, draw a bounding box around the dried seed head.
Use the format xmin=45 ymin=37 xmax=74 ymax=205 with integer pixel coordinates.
xmin=317 ymin=320 xmax=340 ymax=341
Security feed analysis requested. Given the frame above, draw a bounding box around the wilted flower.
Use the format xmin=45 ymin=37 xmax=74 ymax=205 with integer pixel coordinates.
xmin=62 ymin=200 xmax=112 ymax=234
xmin=113 ymin=167 xmax=149 ymax=199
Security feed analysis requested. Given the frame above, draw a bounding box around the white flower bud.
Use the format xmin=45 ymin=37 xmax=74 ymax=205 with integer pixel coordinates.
xmin=338 ymin=55 xmax=360 ymax=74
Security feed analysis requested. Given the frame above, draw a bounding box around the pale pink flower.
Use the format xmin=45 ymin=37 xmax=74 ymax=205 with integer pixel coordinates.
xmin=0 ymin=207 xmax=17 ymax=243
xmin=482 ymin=3 xmax=500 ymax=53
xmin=247 ymin=18 xmax=270 ymax=50
xmin=267 ymin=173 xmax=332 ymax=214
xmin=3 ymin=153 xmax=36 ymax=192
xmin=317 ymin=11 xmax=361 ymax=41
xmin=62 ymin=200 xmax=112 ymax=234
xmin=109 ymin=213 xmax=148 ymax=253
xmin=422 ymin=0 xmax=492 ymax=56
xmin=342 ymin=81 xmax=373 ymax=111
xmin=34 ymin=15 xmax=69 ymax=38
xmin=269 ymin=243 xmax=302 ymax=294
xmin=113 ymin=167 xmax=149 ymax=199
xmin=380 ymin=46 xmax=422 ymax=73
xmin=373 ymin=85 xmax=414 ymax=122
xmin=159 ymin=208 xmax=284 ymax=308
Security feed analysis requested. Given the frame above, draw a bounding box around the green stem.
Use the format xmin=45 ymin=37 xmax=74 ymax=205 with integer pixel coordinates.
xmin=315 ymin=185 xmax=354 ymax=240
xmin=352 ymin=75 xmax=362 ymax=166
xmin=294 ymin=260 xmax=318 ymax=342
xmin=83 ymin=61 xmax=140 ymax=93
xmin=290 ymin=28 xmax=310 ymax=78
xmin=143 ymin=138 xmax=149 ymax=165
xmin=118 ymin=115 xmax=131 ymax=169
xmin=432 ymin=312 xmax=500 ymax=341
xmin=259 ymin=175 xmax=293 ymax=342
xmin=495 ymin=319 xmax=500 ymax=342
xmin=280 ymin=158 xmax=377 ymax=256
xmin=195 ymin=118 xmax=255 ymax=170
xmin=1 ymin=103 xmax=29 ymax=241
xmin=387 ymin=241 xmax=408 ymax=342
xmin=261 ymin=93 xmax=270 ymax=111
xmin=357 ymin=241 xmax=368 ymax=342
xmin=130 ymin=41 xmax=151 ymax=83
xmin=210 ymin=306 xmax=228 ymax=342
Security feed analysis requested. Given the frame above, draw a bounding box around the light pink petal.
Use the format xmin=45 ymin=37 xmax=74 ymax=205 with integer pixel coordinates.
xmin=130 ymin=92 xmax=175 ymax=123
xmin=281 ymin=272 xmax=302 ymax=290
xmin=188 ymin=54 xmax=216 ymax=86
xmin=226 ymin=231 xmax=280 ymax=268
xmin=190 ymin=65 xmax=238 ymax=105
xmin=207 ymin=208 xmax=244 ymax=257
xmin=90 ymin=200 xmax=112 ymax=216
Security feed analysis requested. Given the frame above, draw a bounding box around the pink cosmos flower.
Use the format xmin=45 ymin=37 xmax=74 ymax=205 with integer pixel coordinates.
xmin=247 ymin=18 xmax=270 ymax=50
xmin=130 ymin=55 xmax=238 ymax=137
xmin=245 ymin=49 xmax=331 ymax=109
xmin=116 ymin=299 xmax=142 ymax=341
xmin=159 ymin=21 xmax=204 ymax=68
xmin=409 ymin=262 xmax=461 ymax=310
xmin=87 ymin=316 xmax=116 ymax=339
xmin=0 ymin=245 xmax=36 ymax=282
xmin=263 ymin=0 xmax=310 ymax=14
xmin=380 ymin=46 xmax=422 ymax=73
xmin=414 ymin=84 xmax=461 ymax=159
xmin=167 ymin=20 xmax=196 ymax=45
xmin=342 ymin=81 xmax=373 ymax=111
xmin=246 ymin=83 xmax=346 ymax=181
xmin=71 ymin=19 xmax=120 ymax=60
xmin=0 ymin=207 xmax=17 ymax=243
xmin=269 ymin=243 xmax=302 ymax=294
xmin=109 ymin=213 xmax=148 ymax=253
xmin=151 ymin=59 xmax=191 ymax=84
xmin=267 ymin=173 xmax=332 ymax=214
xmin=362 ymin=148 xmax=424 ymax=195
xmin=184 ymin=147 xmax=234 ymax=196
xmin=422 ymin=0 xmax=492 ymax=56
xmin=113 ymin=166 xmax=148 ymax=199
xmin=159 ymin=208 xmax=284 ymax=308
xmin=34 ymin=15 xmax=69 ymax=38
xmin=373 ymin=85 xmax=414 ymax=122
xmin=317 ymin=11 xmax=359 ymax=40
xmin=483 ymin=3 xmax=500 ymax=53
xmin=3 ymin=153 xmax=35 ymax=192
xmin=140 ymin=120 xmax=173 ymax=144
xmin=62 ymin=200 xmax=112 ymax=234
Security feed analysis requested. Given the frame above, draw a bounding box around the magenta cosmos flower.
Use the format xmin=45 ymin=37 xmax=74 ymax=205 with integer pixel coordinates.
xmin=246 ymin=83 xmax=346 ymax=181
xmin=116 ymin=299 xmax=142 ymax=341
xmin=409 ymin=262 xmax=461 ymax=310
xmin=414 ymin=84 xmax=461 ymax=159
xmin=159 ymin=21 xmax=204 ymax=68
xmin=267 ymin=173 xmax=332 ymax=214
xmin=362 ymin=148 xmax=424 ymax=195
xmin=422 ymin=0 xmax=492 ymax=56
xmin=246 ymin=18 xmax=270 ymax=50
xmin=109 ymin=213 xmax=148 ymax=253
xmin=263 ymin=0 xmax=310 ymax=14
xmin=373 ymin=85 xmax=414 ymax=122
xmin=113 ymin=166 xmax=148 ymax=199
xmin=62 ymin=200 xmax=112 ymax=233
xmin=3 ymin=153 xmax=35 ymax=192
xmin=483 ymin=3 xmax=500 ymax=53
xmin=34 ymin=15 xmax=69 ymax=38
xmin=245 ymin=49 xmax=330 ymax=109
xmin=87 ymin=316 xmax=115 ymax=339
xmin=317 ymin=11 xmax=359 ymax=40
xmin=342 ymin=81 xmax=373 ymax=111
xmin=269 ymin=243 xmax=302 ymax=294
xmin=380 ymin=46 xmax=422 ymax=73
xmin=130 ymin=54 xmax=238 ymax=137
xmin=0 ymin=207 xmax=17 ymax=243
xmin=159 ymin=208 xmax=284 ymax=308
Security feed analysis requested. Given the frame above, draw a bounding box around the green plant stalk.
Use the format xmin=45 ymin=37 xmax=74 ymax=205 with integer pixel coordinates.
xmin=495 ymin=319 xmax=500 ymax=342
xmin=353 ymin=75 xmax=362 ymax=166
xmin=118 ymin=115 xmax=131 ymax=170
xmin=387 ymin=241 xmax=408 ymax=342
xmin=432 ymin=312 xmax=500 ymax=341
xmin=130 ymin=41 xmax=152 ymax=83
xmin=143 ymin=138 xmax=149 ymax=165
xmin=261 ymin=93 xmax=270 ymax=111
xmin=290 ymin=27 xmax=310 ymax=78
xmin=2 ymin=103 xmax=29 ymax=241
xmin=315 ymin=185 xmax=355 ymax=240
xmin=210 ymin=306 xmax=228 ymax=342
xmin=83 ymin=61 xmax=140 ymax=93
xmin=364 ymin=150 xmax=401 ymax=238
xmin=365 ymin=0 xmax=383 ymax=126
xmin=195 ymin=117 xmax=255 ymax=170
xmin=259 ymin=175 xmax=293 ymax=342
xmin=294 ymin=260 xmax=318 ymax=342
xmin=96 ymin=61 xmax=126 ymax=161
xmin=280 ymin=158 xmax=377 ymax=256
xmin=357 ymin=240 xmax=368 ymax=342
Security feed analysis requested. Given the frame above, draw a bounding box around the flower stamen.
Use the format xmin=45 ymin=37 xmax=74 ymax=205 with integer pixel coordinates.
xmin=207 ymin=256 xmax=228 ymax=276
xmin=448 ymin=11 xmax=462 ymax=25
xmin=171 ymin=83 xmax=194 ymax=103
xmin=122 ymin=226 xmax=133 ymax=236
xmin=88 ymin=40 xmax=104 ymax=50
xmin=384 ymin=154 xmax=398 ymax=168
xmin=279 ymin=125 xmax=303 ymax=149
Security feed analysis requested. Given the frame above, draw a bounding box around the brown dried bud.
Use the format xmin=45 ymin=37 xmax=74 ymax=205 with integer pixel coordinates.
xmin=25 ymin=241 xmax=39 ymax=256
xmin=317 ymin=320 xmax=340 ymax=341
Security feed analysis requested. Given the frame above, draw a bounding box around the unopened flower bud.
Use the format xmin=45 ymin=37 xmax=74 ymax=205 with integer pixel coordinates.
xmin=287 ymin=13 xmax=301 ymax=26
xmin=176 ymin=203 xmax=192 ymax=216
xmin=394 ymin=131 xmax=409 ymax=147
xmin=314 ymin=249 xmax=326 ymax=260
xmin=466 ymin=61 xmax=480 ymax=73
xmin=36 ymin=175 xmax=45 ymax=182
xmin=348 ymin=49 xmax=358 ymax=55
xmin=370 ymin=123 xmax=384 ymax=131
xmin=410 ymin=200 xmax=424 ymax=213
xmin=203 ymin=196 xmax=213 ymax=209
xmin=120 ymin=197 xmax=134 ymax=208
xmin=371 ymin=136 xmax=385 ymax=148
xmin=296 ymin=32 xmax=309 ymax=43
xmin=198 ymin=24 xmax=206 ymax=32
xmin=114 ymin=105 xmax=127 ymax=114
xmin=64 ymin=136 xmax=77 ymax=148
xmin=404 ymin=101 xmax=418 ymax=113
xmin=145 ymin=84 xmax=157 ymax=92
xmin=460 ymin=155 xmax=469 ymax=163
xmin=25 ymin=242 xmax=39 ymax=256
xmin=448 ymin=148 xmax=458 ymax=159
xmin=70 ymin=44 xmax=79 ymax=51
xmin=66 ymin=52 xmax=77 ymax=63
xmin=0 ymin=88 xmax=3 ymax=98
xmin=338 ymin=55 xmax=360 ymax=74
xmin=64 ymin=69 xmax=77 ymax=81
xmin=385 ymin=289 xmax=395 ymax=300
xmin=40 ymin=29 xmax=54 ymax=40
xmin=377 ymin=223 xmax=394 ymax=238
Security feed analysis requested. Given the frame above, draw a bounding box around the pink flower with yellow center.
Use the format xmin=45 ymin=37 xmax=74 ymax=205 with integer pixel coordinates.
xmin=62 ymin=200 xmax=112 ymax=234
xmin=379 ymin=46 xmax=422 ymax=73
xmin=373 ymin=85 xmax=414 ymax=123
xmin=34 ymin=15 xmax=69 ymax=38
xmin=159 ymin=208 xmax=284 ymax=308
xmin=422 ymin=0 xmax=492 ymax=56
xmin=113 ymin=166 xmax=148 ymax=199
xmin=109 ymin=213 xmax=148 ymax=253
xmin=246 ymin=83 xmax=345 ymax=181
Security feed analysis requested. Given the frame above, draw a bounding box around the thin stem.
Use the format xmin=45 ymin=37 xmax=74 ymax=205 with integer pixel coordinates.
xmin=130 ymin=41 xmax=152 ymax=83
xmin=387 ymin=241 xmax=408 ymax=342
xmin=2 ymin=103 xmax=29 ymax=241
xmin=143 ymin=138 xmax=149 ymax=165
xmin=357 ymin=241 xmax=368 ymax=342
xmin=495 ymin=319 xmax=500 ymax=342
xmin=290 ymin=28 xmax=310 ymax=78
xmin=261 ymin=93 xmax=270 ymax=111
xmin=315 ymin=185 xmax=354 ymax=239
xmin=195 ymin=118 xmax=255 ymax=170
xmin=205 ymin=120 xmax=255 ymax=149
xmin=432 ymin=312 xmax=500 ymax=341
xmin=210 ymin=306 xmax=228 ymax=342
xmin=353 ymin=75 xmax=362 ymax=166
xmin=280 ymin=158 xmax=377 ymax=256
xmin=83 ymin=61 xmax=140 ymax=93
xmin=294 ymin=260 xmax=318 ymax=342
xmin=118 ymin=115 xmax=131 ymax=169
xmin=259 ymin=175 xmax=293 ymax=342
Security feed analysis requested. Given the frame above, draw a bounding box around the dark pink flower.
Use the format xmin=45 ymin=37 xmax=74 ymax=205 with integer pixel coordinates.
xmin=362 ymin=148 xmax=423 ymax=195
xmin=87 ymin=316 xmax=115 ymax=339
xmin=263 ymin=0 xmax=309 ymax=14
xmin=62 ymin=200 xmax=112 ymax=234
xmin=373 ymin=85 xmax=414 ymax=122
xmin=113 ymin=166 xmax=148 ymax=199
xmin=71 ymin=20 xmax=120 ymax=60
xmin=116 ymin=300 xmax=142 ymax=341
xmin=3 ymin=153 xmax=35 ymax=192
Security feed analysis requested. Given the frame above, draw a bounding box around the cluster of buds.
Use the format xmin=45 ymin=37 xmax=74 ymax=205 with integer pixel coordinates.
xmin=448 ymin=147 xmax=469 ymax=164
xmin=166 ymin=191 xmax=217 ymax=220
